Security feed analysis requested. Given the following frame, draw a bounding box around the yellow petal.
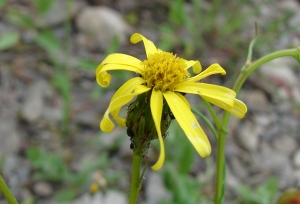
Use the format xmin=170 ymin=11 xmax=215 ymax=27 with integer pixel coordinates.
xmin=227 ymin=99 xmax=247 ymax=118
xmin=110 ymin=77 xmax=146 ymax=127
xmin=185 ymin=60 xmax=202 ymax=74
xmin=95 ymin=53 xmax=143 ymax=76
xmin=100 ymin=78 xmax=148 ymax=132
xmin=186 ymin=63 xmax=226 ymax=82
xmin=175 ymin=92 xmax=190 ymax=109
xmin=130 ymin=33 xmax=158 ymax=56
xmin=175 ymin=82 xmax=236 ymax=109
xmin=150 ymin=89 xmax=165 ymax=170
xmin=163 ymin=91 xmax=211 ymax=158
xmin=95 ymin=54 xmax=144 ymax=87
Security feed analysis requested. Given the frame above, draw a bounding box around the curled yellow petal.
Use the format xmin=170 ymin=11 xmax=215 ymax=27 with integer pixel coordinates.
xmin=130 ymin=33 xmax=158 ymax=56
xmin=95 ymin=53 xmax=144 ymax=87
xmin=186 ymin=63 xmax=226 ymax=82
xmin=150 ymin=89 xmax=165 ymax=170
xmin=185 ymin=60 xmax=202 ymax=74
xmin=163 ymin=91 xmax=211 ymax=158
xmin=100 ymin=78 xmax=146 ymax=132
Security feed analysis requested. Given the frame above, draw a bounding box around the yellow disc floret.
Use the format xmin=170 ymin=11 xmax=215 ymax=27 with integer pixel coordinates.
xmin=143 ymin=52 xmax=189 ymax=92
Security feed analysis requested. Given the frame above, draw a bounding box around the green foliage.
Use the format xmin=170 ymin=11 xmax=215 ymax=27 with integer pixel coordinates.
xmin=77 ymin=59 xmax=99 ymax=71
xmin=29 ymin=0 xmax=55 ymax=15
xmin=6 ymin=7 xmax=34 ymax=29
xmin=105 ymin=35 xmax=120 ymax=55
xmin=34 ymin=29 xmax=61 ymax=54
xmin=234 ymin=177 xmax=278 ymax=204
xmin=26 ymin=147 xmax=110 ymax=201
xmin=0 ymin=31 xmax=19 ymax=51
xmin=54 ymin=189 xmax=77 ymax=202
xmin=161 ymin=163 xmax=211 ymax=204
xmin=26 ymin=147 xmax=69 ymax=182
xmin=152 ymin=121 xmax=211 ymax=203
xmin=0 ymin=0 xmax=7 ymax=8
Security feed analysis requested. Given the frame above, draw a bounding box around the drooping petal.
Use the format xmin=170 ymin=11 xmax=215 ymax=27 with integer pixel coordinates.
xmin=185 ymin=60 xmax=202 ymax=74
xmin=130 ymin=33 xmax=158 ymax=56
xmin=226 ymin=99 xmax=247 ymax=118
xmin=175 ymin=82 xmax=236 ymax=109
xmin=185 ymin=63 xmax=226 ymax=83
xmin=150 ymin=89 xmax=165 ymax=170
xmin=95 ymin=54 xmax=144 ymax=87
xmin=163 ymin=91 xmax=211 ymax=158
xmin=109 ymin=77 xmax=146 ymax=127
xmin=100 ymin=81 xmax=149 ymax=132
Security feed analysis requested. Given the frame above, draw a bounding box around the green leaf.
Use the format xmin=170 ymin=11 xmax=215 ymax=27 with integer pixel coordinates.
xmin=105 ymin=35 xmax=120 ymax=55
xmin=7 ymin=8 xmax=34 ymax=28
xmin=34 ymin=29 xmax=61 ymax=54
xmin=29 ymin=0 xmax=55 ymax=15
xmin=0 ymin=31 xmax=19 ymax=51
xmin=52 ymin=74 xmax=70 ymax=99
xmin=0 ymin=0 xmax=7 ymax=8
xmin=54 ymin=189 xmax=77 ymax=202
xmin=169 ymin=0 xmax=185 ymax=25
xmin=26 ymin=147 xmax=41 ymax=167
xmin=77 ymin=59 xmax=99 ymax=71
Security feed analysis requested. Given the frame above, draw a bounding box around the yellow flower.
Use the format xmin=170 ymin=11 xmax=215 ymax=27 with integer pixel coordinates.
xmin=96 ymin=33 xmax=247 ymax=170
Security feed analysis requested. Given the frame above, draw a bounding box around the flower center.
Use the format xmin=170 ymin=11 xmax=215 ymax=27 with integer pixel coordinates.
xmin=142 ymin=52 xmax=189 ymax=92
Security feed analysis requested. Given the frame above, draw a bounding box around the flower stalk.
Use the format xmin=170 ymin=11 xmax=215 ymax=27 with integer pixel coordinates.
xmin=0 ymin=174 xmax=18 ymax=204
xmin=214 ymin=47 xmax=300 ymax=204
xmin=129 ymin=152 xmax=143 ymax=204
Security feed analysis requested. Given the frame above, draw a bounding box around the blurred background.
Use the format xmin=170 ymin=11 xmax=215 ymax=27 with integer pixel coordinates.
xmin=0 ymin=0 xmax=300 ymax=203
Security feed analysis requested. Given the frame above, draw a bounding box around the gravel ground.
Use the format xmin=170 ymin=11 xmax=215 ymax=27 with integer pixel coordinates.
xmin=0 ymin=0 xmax=300 ymax=203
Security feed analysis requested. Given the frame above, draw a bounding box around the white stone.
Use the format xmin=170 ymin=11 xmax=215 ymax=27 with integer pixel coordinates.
xmin=76 ymin=6 xmax=132 ymax=50
xmin=146 ymin=172 xmax=171 ymax=204
xmin=294 ymin=150 xmax=300 ymax=168
xmin=236 ymin=121 xmax=261 ymax=151
xmin=260 ymin=58 xmax=299 ymax=87
xmin=104 ymin=190 xmax=127 ymax=204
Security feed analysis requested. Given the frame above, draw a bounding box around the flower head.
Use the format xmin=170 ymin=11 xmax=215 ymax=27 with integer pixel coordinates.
xmin=96 ymin=33 xmax=247 ymax=170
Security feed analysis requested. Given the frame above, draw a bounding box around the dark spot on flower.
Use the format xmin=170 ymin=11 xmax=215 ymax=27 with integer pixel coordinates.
xmin=130 ymin=142 xmax=135 ymax=149
xmin=127 ymin=128 xmax=134 ymax=138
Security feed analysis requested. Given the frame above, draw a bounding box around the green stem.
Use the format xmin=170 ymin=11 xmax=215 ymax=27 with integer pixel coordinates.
xmin=202 ymin=99 xmax=221 ymax=130
xmin=129 ymin=152 xmax=143 ymax=204
xmin=0 ymin=174 xmax=18 ymax=204
xmin=214 ymin=47 xmax=300 ymax=204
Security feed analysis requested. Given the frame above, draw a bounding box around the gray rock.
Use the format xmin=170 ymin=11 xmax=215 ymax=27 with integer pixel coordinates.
xmin=260 ymin=58 xmax=299 ymax=87
xmin=260 ymin=145 xmax=290 ymax=173
xmin=293 ymin=150 xmax=300 ymax=168
xmin=68 ymin=190 xmax=126 ymax=204
xmin=76 ymin=6 xmax=132 ymax=50
xmin=104 ymin=190 xmax=127 ymax=204
xmin=226 ymin=167 xmax=241 ymax=189
xmin=145 ymin=172 xmax=171 ymax=204
xmin=272 ymin=135 xmax=298 ymax=155
xmin=21 ymin=81 xmax=51 ymax=122
xmin=240 ymin=90 xmax=270 ymax=112
xmin=69 ymin=192 xmax=104 ymax=204
xmin=236 ymin=121 xmax=262 ymax=151
xmin=42 ymin=107 xmax=62 ymax=123
xmin=2 ymin=155 xmax=31 ymax=197
xmin=0 ymin=118 xmax=21 ymax=155
xmin=229 ymin=156 xmax=248 ymax=180
xmin=34 ymin=0 xmax=84 ymax=28
xmin=33 ymin=181 xmax=53 ymax=197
